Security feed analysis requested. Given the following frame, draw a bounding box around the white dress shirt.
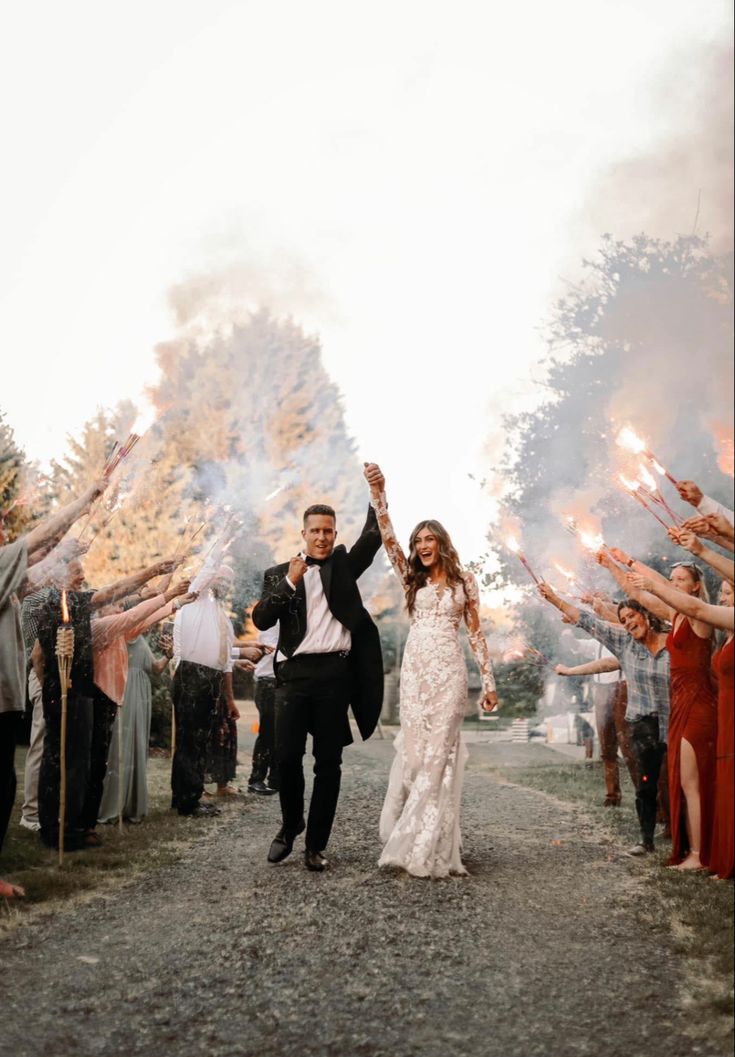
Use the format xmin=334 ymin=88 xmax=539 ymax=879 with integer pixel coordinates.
xmin=254 ymin=623 xmax=279 ymax=679
xmin=282 ymin=556 xmax=351 ymax=659
xmin=173 ymin=557 xmax=234 ymax=673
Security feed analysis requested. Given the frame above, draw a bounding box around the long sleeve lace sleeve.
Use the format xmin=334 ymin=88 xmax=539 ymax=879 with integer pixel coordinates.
xmin=463 ymin=572 xmax=496 ymax=695
xmin=370 ymin=490 xmax=409 ymax=589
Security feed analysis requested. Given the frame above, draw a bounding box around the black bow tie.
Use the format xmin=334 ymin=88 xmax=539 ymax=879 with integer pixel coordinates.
xmin=305 ymin=554 xmax=331 ymax=567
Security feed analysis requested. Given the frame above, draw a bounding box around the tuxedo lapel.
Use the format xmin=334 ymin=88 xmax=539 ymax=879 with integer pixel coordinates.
xmin=319 ymin=556 xmax=334 ymax=604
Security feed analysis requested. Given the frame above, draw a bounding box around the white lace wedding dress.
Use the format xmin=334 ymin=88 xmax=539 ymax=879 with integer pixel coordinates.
xmin=373 ymin=494 xmax=496 ymax=878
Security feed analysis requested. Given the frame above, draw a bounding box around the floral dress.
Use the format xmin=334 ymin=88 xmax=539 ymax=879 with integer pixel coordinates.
xmin=372 ymin=493 xmax=495 ymax=878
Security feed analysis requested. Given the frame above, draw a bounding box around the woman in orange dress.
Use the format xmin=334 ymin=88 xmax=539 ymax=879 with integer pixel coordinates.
xmin=710 ymin=579 xmax=734 ymax=880
xmin=629 ymin=561 xmax=734 ymax=871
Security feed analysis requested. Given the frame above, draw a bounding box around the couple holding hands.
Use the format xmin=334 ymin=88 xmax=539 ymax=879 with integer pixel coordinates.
xmin=252 ymin=462 xmax=498 ymax=879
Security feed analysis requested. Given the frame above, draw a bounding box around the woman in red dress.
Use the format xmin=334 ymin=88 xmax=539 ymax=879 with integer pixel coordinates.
xmin=710 ymin=579 xmax=734 ymax=881
xmin=630 ymin=563 xmax=734 ymax=871
xmin=664 ymin=573 xmax=717 ymax=871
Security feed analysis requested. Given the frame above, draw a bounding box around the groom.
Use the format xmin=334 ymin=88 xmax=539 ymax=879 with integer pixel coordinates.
xmin=252 ymin=492 xmax=384 ymax=871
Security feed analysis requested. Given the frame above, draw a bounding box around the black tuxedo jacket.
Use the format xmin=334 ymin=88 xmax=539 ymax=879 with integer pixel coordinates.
xmin=252 ymin=505 xmax=384 ymax=740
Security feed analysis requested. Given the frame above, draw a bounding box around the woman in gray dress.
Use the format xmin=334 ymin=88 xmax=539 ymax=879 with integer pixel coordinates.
xmin=99 ymin=635 xmax=170 ymax=824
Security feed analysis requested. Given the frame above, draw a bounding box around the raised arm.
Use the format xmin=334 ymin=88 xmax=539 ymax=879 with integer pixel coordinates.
xmin=363 ymin=463 xmax=409 ymax=588
xmin=23 ymin=478 xmax=108 ymax=560
xmin=538 ymin=581 xmax=582 ymax=624
xmin=462 ymin=572 xmax=497 ymax=709
xmin=539 ymin=583 xmax=629 ymax=657
xmin=597 ymin=550 xmax=670 ymax=623
xmin=669 ymin=528 xmax=735 ymax=586
xmin=347 ymin=504 xmax=383 ymax=579
xmin=628 ymin=573 xmax=733 ymax=632
xmin=90 ymin=558 xmax=179 ymax=609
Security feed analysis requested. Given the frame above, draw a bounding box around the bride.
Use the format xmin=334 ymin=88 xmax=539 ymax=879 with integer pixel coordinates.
xmin=364 ymin=462 xmax=498 ymax=878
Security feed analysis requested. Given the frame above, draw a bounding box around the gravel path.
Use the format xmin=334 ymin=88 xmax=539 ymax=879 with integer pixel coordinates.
xmin=1 ymin=738 xmax=725 ymax=1057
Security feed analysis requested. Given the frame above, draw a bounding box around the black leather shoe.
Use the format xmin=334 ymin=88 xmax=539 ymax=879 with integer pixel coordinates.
xmin=304 ymin=849 xmax=329 ymax=872
xmin=267 ymin=821 xmax=305 ymax=864
xmin=248 ymin=780 xmax=278 ymax=796
xmin=190 ymin=803 xmax=222 ymax=818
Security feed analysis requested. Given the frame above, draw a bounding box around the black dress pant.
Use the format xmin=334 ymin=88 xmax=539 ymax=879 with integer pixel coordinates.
xmin=629 ymin=715 xmax=666 ymax=848
xmin=275 ymin=653 xmax=351 ymax=852
xmin=0 ymin=712 xmax=21 ymax=855
xmin=172 ymin=661 xmax=222 ymax=815
xmin=38 ymin=691 xmax=93 ymax=849
xmin=250 ymin=677 xmax=279 ymax=788
xmin=81 ymin=691 xmax=117 ymax=831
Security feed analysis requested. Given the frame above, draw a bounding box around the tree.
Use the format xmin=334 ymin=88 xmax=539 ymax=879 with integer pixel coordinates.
xmin=484 ymin=234 xmax=734 ymax=663
xmin=0 ymin=409 xmax=44 ymax=542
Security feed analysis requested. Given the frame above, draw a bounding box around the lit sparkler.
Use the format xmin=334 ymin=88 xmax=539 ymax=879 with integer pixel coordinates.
xmin=506 ymin=536 xmax=542 ymax=585
xmin=615 ymin=426 xmax=678 ymax=486
xmin=618 ymin=475 xmax=672 ymax=531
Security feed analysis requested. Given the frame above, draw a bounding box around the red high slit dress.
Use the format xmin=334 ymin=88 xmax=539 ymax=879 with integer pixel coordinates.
xmin=666 ymin=617 xmax=717 ymax=865
xmin=710 ymin=637 xmax=734 ymax=879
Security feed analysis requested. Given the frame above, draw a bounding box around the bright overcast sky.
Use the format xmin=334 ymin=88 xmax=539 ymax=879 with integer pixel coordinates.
xmin=0 ymin=0 xmax=730 ymax=564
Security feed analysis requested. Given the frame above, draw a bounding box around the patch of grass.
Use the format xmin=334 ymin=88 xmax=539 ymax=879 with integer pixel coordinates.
xmin=1 ymin=748 xmax=217 ymax=930
xmin=499 ymin=754 xmax=735 ymax=1035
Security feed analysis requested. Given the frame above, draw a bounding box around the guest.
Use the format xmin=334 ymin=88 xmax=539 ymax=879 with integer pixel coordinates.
xmin=711 ymin=581 xmax=734 ymax=881
xmin=98 ymin=592 xmax=193 ymax=824
xmin=628 ymin=568 xmax=732 ymax=872
xmin=248 ymin=623 xmax=280 ymax=795
xmin=171 ymin=559 xmax=235 ymax=817
xmin=539 ymin=583 xmax=670 ymax=857
xmin=607 ymin=549 xmax=716 ymax=871
xmin=1 ymin=478 xmax=109 ymax=876
xmin=34 ymin=557 xmax=181 ymax=850
xmin=562 ymin=635 xmax=637 ymax=805
xmin=676 ymin=480 xmax=734 ymax=524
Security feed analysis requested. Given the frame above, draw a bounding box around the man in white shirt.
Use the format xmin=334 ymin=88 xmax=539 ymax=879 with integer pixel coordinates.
xmin=172 ymin=560 xmax=235 ymax=817
xmin=247 ymin=622 xmax=279 ymax=795
xmin=568 ymin=635 xmax=638 ymax=806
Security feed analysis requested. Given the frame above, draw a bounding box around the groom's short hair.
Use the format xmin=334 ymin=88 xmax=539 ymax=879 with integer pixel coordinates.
xmin=303 ymin=503 xmax=336 ymax=526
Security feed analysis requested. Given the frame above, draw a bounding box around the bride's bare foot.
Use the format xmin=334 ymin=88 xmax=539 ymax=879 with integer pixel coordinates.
xmin=0 ymin=878 xmax=26 ymax=899
xmin=672 ymin=852 xmax=704 ymax=871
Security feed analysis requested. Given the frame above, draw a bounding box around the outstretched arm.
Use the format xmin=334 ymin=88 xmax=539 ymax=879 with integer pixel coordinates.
xmin=669 ymin=528 xmax=735 ymax=585
xmin=23 ymin=479 xmax=108 ymax=560
xmin=463 ymin=572 xmax=497 ymax=710
xmin=555 ymin=658 xmax=621 ymax=677
xmin=90 ymin=558 xmax=179 ymax=609
xmin=628 ymin=574 xmax=733 ymax=632
xmin=363 ymin=463 xmax=409 ymax=588
xmin=597 ymin=550 xmax=670 ymax=623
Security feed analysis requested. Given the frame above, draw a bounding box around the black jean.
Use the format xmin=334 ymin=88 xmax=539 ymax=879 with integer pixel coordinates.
xmin=275 ymin=653 xmax=351 ymax=852
xmin=171 ymin=661 xmax=222 ymax=815
xmin=250 ymin=677 xmax=279 ymax=788
xmin=38 ymin=691 xmax=93 ymax=849
xmin=81 ymin=691 xmax=117 ymax=831
xmin=0 ymin=712 xmax=21 ymax=855
xmin=629 ymin=715 xmax=666 ymax=848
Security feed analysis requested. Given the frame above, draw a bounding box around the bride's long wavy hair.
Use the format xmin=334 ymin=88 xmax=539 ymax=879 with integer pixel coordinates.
xmin=405 ymin=520 xmax=465 ymax=615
